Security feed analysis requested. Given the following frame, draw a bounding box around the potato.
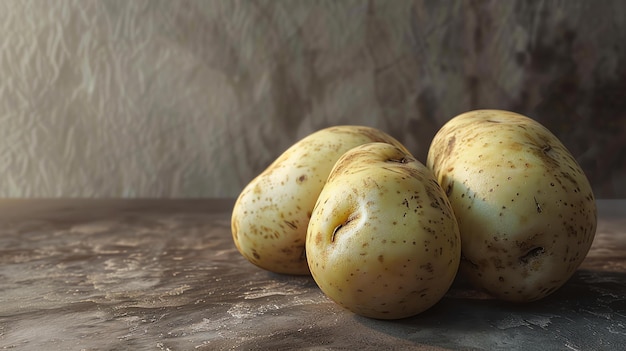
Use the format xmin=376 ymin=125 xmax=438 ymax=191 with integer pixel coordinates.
xmin=427 ymin=109 xmax=597 ymax=302
xmin=306 ymin=142 xmax=461 ymax=319
xmin=231 ymin=126 xmax=409 ymax=275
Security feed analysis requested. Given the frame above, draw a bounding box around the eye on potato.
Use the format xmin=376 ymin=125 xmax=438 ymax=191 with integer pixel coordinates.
xmin=231 ymin=126 xmax=409 ymax=275
xmin=427 ymin=109 xmax=597 ymax=302
xmin=306 ymin=142 xmax=461 ymax=319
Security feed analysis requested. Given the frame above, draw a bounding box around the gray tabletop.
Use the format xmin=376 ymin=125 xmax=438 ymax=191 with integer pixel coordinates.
xmin=0 ymin=199 xmax=624 ymax=350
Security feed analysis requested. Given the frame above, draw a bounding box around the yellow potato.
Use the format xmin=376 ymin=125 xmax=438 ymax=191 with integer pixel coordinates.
xmin=306 ymin=143 xmax=461 ymax=319
xmin=231 ymin=126 xmax=409 ymax=275
xmin=427 ymin=109 xmax=597 ymax=302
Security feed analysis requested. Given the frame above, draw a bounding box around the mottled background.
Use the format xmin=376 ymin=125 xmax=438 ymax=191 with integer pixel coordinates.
xmin=1 ymin=0 xmax=624 ymax=198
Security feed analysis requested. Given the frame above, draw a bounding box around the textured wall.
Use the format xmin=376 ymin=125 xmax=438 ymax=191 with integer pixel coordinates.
xmin=1 ymin=0 xmax=624 ymax=198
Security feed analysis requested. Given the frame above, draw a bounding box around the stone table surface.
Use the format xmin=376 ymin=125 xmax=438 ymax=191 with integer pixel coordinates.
xmin=0 ymin=199 xmax=624 ymax=351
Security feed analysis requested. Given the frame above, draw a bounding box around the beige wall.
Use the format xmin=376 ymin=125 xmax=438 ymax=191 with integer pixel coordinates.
xmin=1 ymin=0 xmax=624 ymax=198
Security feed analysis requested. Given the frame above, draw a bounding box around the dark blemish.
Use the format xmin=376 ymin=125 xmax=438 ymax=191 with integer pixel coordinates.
xmin=531 ymin=142 xmax=561 ymax=170
xmin=297 ymin=175 xmax=308 ymax=184
xmin=519 ymin=247 xmax=545 ymax=264
xmin=486 ymin=119 xmax=502 ymax=123
xmin=387 ymin=157 xmax=409 ymax=164
xmin=560 ymin=171 xmax=580 ymax=187
xmin=402 ymin=198 xmax=409 ymax=208
xmin=378 ymin=255 xmax=384 ymax=263
xmin=445 ymin=181 xmax=454 ymax=196
xmin=491 ymin=257 xmax=505 ymax=270
xmin=284 ymin=220 xmax=297 ymax=230
xmin=420 ymin=262 xmax=434 ymax=273
xmin=534 ymin=197 xmax=542 ymax=213
xmin=252 ymin=251 xmax=261 ymax=260
xmin=445 ymin=135 xmax=456 ymax=158
xmin=331 ymin=214 xmax=359 ymax=242
xmin=331 ymin=224 xmax=342 ymax=242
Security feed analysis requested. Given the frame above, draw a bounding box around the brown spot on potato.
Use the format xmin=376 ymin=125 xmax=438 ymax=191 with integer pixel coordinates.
xmin=446 ymin=135 xmax=456 ymax=151
xmin=529 ymin=141 xmax=562 ymax=170
xmin=420 ymin=262 xmax=434 ymax=273
xmin=519 ymin=247 xmax=545 ymax=264
xmin=315 ymin=232 xmax=322 ymax=245
xmin=445 ymin=180 xmax=454 ymax=196
xmin=509 ymin=142 xmax=523 ymax=151
xmin=378 ymin=255 xmax=384 ymax=263
xmin=402 ymin=198 xmax=409 ymax=208
xmin=297 ymin=174 xmax=307 ymax=184
xmin=559 ymin=171 xmax=580 ymax=187
xmin=387 ymin=156 xmax=409 ymax=163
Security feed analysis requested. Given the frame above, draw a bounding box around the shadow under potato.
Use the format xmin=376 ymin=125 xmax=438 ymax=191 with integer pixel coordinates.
xmin=355 ymin=269 xmax=626 ymax=351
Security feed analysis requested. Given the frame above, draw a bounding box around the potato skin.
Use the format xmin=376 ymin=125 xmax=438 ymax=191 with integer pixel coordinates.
xmin=231 ymin=126 xmax=409 ymax=275
xmin=306 ymin=143 xmax=461 ymax=319
xmin=427 ymin=110 xmax=597 ymax=302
